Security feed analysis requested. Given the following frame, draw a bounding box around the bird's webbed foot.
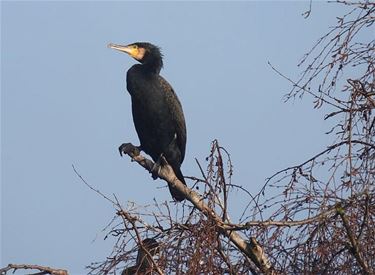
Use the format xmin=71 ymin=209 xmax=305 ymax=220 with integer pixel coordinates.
xmin=119 ymin=143 xmax=141 ymax=157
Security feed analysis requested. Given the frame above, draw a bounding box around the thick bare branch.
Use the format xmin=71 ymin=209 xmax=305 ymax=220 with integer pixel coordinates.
xmin=0 ymin=264 xmax=68 ymax=275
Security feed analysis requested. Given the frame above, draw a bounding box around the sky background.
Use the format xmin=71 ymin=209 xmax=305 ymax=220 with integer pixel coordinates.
xmin=2 ymin=1 xmax=353 ymax=274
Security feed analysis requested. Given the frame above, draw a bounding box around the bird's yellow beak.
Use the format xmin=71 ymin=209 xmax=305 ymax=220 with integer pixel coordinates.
xmin=108 ymin=43 xmax=143 ymax=60
xmin=108 ymin=43 xmax=146 ymax=61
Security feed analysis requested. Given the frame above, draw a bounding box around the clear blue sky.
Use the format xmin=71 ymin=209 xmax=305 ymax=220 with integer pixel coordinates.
xmin=2 ymin=1 xmax=350 ymax=274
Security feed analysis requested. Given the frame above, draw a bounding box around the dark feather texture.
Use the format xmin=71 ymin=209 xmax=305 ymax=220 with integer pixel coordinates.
xmin=125 ymin=43 xmax=187 ymax=201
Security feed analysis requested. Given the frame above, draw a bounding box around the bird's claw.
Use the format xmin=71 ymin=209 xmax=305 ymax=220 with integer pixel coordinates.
xmin=151 ymin=162 xmax=161 ymax=180
xmin=150 ymin=154 xmax=165 ymax=179
xmin=118 ymin=143 xmax=140 ymax=157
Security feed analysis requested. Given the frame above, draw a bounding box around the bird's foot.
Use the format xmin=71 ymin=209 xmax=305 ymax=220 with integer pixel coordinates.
xmin=151 ymin=162 xmax=161 ymax=180
xmin=151 ymin=154 xmax=165 ymax=180
xmin=118 ymin=143 xmax=140 ymax=157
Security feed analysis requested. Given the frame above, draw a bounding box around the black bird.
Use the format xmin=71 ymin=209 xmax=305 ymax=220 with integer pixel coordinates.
xmin=122 ymin=238 xmax=159 ymax=275
xmin=109 ymin=42 xmax=187 ymax=201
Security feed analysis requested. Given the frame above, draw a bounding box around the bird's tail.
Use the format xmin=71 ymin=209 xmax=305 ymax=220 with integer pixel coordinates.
xmin=168 ymin=167 xmax=186 ymax=201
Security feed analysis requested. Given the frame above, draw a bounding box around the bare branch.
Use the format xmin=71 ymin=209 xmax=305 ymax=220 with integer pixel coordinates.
xmin=0 ymin=264 xmax=68 ymax=275
xmin=336 ymin=205 xmax=370 ymax=274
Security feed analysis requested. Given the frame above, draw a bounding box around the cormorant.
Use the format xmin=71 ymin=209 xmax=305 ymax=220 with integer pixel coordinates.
xmin=108 ymin=42 xmax=187 ymax=201
xmin=121 ymin=238 xmax=159 ymax=275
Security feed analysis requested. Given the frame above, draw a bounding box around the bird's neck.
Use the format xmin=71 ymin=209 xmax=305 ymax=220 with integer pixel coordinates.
xmin=142 ymin=58 xmax=163 ymax=74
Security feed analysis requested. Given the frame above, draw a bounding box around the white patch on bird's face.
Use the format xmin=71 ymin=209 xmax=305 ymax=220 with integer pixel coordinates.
xmin=133 ymin=47 xmax=146 ymax=61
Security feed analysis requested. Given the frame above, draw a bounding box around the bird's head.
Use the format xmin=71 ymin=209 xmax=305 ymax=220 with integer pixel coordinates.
xmin=108 ymin=42 xmax=163 ymax=65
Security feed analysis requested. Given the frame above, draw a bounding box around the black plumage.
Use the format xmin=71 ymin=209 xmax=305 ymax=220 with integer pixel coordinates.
xmin=109 ymin=42 xmax=187 ymax=201
xmin=121 ymin=238 xmax=159 ymax=275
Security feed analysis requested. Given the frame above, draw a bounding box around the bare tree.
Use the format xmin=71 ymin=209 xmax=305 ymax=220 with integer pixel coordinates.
xmin=86 ymin=1 xmax=374 ymax=274
xmin=85 ymin=140 xmax=271 ymax=274
xmin=2 ymin=1 xmax=373 ymax=274
xmin=261 ymin=1 xmax=375 ymax=273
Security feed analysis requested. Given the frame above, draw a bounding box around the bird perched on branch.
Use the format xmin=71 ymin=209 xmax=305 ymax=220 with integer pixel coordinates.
xmin=108 ymin=42 xmax=187 ymax=201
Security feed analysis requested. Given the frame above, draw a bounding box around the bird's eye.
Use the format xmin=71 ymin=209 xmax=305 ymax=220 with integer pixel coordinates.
xmin=132 ymin=45 xmax=138 ymax=49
